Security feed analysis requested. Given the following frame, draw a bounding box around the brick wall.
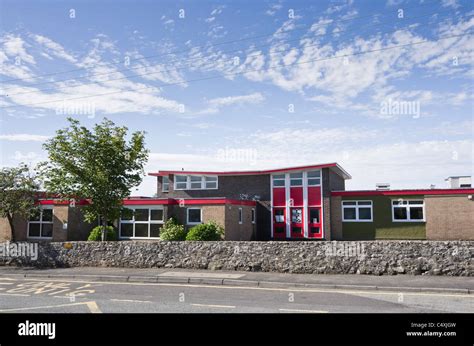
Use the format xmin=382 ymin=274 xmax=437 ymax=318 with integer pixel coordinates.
xmin=224 ymin=204 xmax=256 ymax=241
xmin=425 ymin=195 xmax=474 ymax=240
xmin=330 ymin=195 xmax=343 ymax=240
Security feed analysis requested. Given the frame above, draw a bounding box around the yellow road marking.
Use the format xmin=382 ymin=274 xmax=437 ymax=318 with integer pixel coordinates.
xmin=0 ymin=301 xmax=101 ymax=313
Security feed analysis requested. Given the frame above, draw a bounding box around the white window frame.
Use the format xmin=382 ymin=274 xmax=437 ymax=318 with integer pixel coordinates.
xmin=238 ymin=208 xmax=243 ymax=224
xmin=307 ymin=170 xmax=321 ymax=186
xmin=119 ymin=206 xmax=164 ymax=239
xmin=251 ymin=208 xmax=255 ymax=224
xmin=271 ymin=174 xmax=285 ymax=188
xmin=391 ymin=199 xmax=425 ymax=222
xmin=174 ymin=175 xmax=218 ymax=190
xmin=187 ymin=207 xmax=202 ymax=225
xmin=162 ymin=176 xmax=169 ymax=192
xmin=342 ymin=200 xmax=373 ymax=222
xmin=289 ymin=172 xmax=303 ymax=187
xmin=27 ymin=206 xmax=54 ymax=239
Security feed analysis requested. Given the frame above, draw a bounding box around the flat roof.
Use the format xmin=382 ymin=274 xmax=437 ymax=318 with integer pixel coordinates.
xmin=332 ymin=188 xmax=474 ymax=197
xmin=149 ymin=162 xmax=352 ymax=180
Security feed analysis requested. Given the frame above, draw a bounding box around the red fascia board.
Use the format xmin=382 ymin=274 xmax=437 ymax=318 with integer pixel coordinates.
xmin=149 ymin=163 xmax=339 ymax=177
xmin=122 ymin=198 xmax=256 ymax=206
xmin=331 ymin=189 xmax=474 ymax=197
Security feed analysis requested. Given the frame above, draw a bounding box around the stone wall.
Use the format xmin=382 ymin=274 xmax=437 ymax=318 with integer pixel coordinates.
xmin=1 ymin=240 xmax=472 ymax=276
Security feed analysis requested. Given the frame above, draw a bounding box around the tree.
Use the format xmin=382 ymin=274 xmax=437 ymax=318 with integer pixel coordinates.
xmin=0 ymin=164 xmax=39 ymax=241
xmin=39 ymin=117 xmax=149 ymax=240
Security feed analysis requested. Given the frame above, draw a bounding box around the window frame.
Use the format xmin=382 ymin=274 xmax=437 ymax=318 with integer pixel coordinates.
xmin=119 ymin=206 xmax=164 ymax=239
xmin=391 ymin=199 xmax=425 ymax=222
xmin=27 ymin=206 xmax=54 ymax=239
xmin=289 ymin=172 xmax=303 ymax=187
xmin=271 ymin=174 xmax=286 ymax=188
xmin=186 ymin=207 xmax=202 ymax=225
xmin=341 ymin=200 xmax=373 ymax=222
xmin=162 ymin=176 xmax=169 ymax=192
xmin=174 ymin=175 xmax=218 ymax=190
xmin=307 ymin=170 xmax=321 ymax=186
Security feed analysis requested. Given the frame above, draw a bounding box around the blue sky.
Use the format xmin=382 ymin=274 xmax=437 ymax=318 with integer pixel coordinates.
xmin=0 ymin=0 xmax=473 ymax=195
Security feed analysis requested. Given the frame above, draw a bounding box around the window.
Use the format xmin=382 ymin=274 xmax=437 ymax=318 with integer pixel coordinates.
xmin=187 ymin=208 xmax=202 ymax=224
xmin=291 ymin=208 xmax=302 ymax=223
xmin=190 ymin=175 xmax=202 ymax=189
xmin=309 ymin=208 xmax=320 ymax=224
xmin=251 ymin=208 xmax=255 ymax=224
xmin=272 ymin=174 xmax=285 ymax=187
xmin=205 ymin=176 xmax=217 ymax=189
xmin=28 ymin=207 xmax=53 ymax=238
xmin=392 ymin=200 xmax=425 ymax=222
xmin=274 ymin=209 xmax=285 ymax=223
xmin=342 ymin=201 xmax=373 ymax=222
xmin=275 ymin=226 xmax=285 ymax=233
xmin=175 ymin=175 xmax=187 ymax=190
xmin=238 ymin=208 xmax=243 ymax=224
xmin=162 ymin=176 xmax=169 ymax=192
xmin=174 ymin=175 xmax=218 ymax=190
xmin=307 ymin=170 xmax=321 ymax=186
xmin=310 ymin=227 xmax=320 ymax=234
xmin=290 ymin=172 xmax=303 ymax=186
xmin=119 ymin=207 xmax=164 ymax=238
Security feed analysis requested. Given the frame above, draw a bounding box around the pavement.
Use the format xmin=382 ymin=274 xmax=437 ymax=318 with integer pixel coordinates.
xmin=0 ymin=267 xmax=472 ymax=313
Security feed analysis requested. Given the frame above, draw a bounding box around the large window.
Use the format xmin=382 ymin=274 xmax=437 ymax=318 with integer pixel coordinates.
xmin=392 ymin=200 xmax=425 ymax=222
xmin=342 ymin=201 xmax=373 ymax=222
xmin=28 ymin=207 xmax=53 ymax=238
xmin=162 ymin=176 xmax=169 ymax=192
xmin=272 ymin=174 xmax=285 ymax=187
xmin=187 ymin=208 xmax=202 ymax=225
xmin=120 ymin=207 xmax=164 ymax=238
xmin=174 ymin=175 xmax=218 ymax=190
xmin=290 ymin=172 xmax=303 ymax=187
xmin=307 ymin=170 xmax=321 ymax=186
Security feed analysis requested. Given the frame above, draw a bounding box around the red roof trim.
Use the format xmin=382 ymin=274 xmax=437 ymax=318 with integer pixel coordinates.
xmin=331 ymin=189 xmax=474 ymax=197
xmin=149 ymin=163 xmax=339 ymax=177
xmin=37 ymin=198 xmax=257 ymax=206
xmin=123 ymin=198 xmax=256 ymax=206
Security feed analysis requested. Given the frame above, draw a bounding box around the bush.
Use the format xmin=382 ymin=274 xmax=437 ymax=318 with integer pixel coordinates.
xmin=185 ymin=221 xmax=224 ymax=241
xmin=159 ymin=218 xmax=187 ymax=241
xmin=87 ymin=225 xmax=117 ymax=241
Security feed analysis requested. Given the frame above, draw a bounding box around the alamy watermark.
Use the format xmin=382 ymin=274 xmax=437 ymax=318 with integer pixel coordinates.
xmin=324 ymin=242 xmax=366 ymax=259
xmin=0 ymin=241 xmax=38 ymax=261
xmin=216 ymin=146 xmax=258 ymax=166
xmin=380 ymin=98 xmax=420 ymax=118
xmin=55 ymin=100 xmax=96 ymax=118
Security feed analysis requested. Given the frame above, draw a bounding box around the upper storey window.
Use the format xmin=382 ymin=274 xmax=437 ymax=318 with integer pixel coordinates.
xmin=174 ymin=175 xmax=218 ymax=190
xmin=272 ymin=174 xmax=285 ymax=188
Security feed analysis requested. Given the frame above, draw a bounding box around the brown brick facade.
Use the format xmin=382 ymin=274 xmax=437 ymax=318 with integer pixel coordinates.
xmin=425 ymin=195 xmax=474 ymax=240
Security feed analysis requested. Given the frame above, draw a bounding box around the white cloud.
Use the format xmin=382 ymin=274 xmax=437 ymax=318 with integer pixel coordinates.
xmin=0 ymin=134 xmax=50 ymax=142
xmin=197 ymin=92 xmax=265 ymax=114
xmin=32 ymin=34 xmax=77 ymax=63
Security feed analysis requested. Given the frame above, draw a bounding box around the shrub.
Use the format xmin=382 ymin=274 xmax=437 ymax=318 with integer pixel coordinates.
xmin=185 ymin=221 xmax=224 ymax=241
xmin=159 ymin=218 xmax=187 ymax=241
xmin=87 ymin=225 xmax=117 ymax=241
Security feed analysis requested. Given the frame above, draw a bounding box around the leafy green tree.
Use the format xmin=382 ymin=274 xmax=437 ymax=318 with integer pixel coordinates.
xmin=0 ymin=164 xmax=39 ymax=241
xmin=39 ymin=117 xmax=149 ymax=240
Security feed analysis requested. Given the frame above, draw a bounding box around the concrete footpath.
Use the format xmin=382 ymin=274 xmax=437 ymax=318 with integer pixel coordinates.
xmin=0 ymin=266 xmax=472 ymax=294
